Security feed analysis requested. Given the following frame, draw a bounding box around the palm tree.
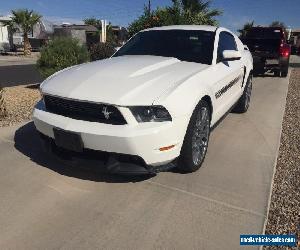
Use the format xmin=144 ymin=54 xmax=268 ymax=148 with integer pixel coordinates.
xmin=0 ymin=86 xmax=6 ymax=118
xmin=238 ymin=21 xmax=254 ymax=39
xmin=10 ymin=9 xmax=41 ymax=55
xmin=181 ymin=0 xmax=222 ymax=25
xmin=182 ymin=0 xmax=209 ymax=13
xmin=128 ymin=0 xmax=221 ymax=36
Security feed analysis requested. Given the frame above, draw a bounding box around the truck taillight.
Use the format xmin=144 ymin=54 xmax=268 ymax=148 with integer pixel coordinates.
xmin=280 ymin=45 xmax=290 ymax=57
xmin=280 ymin=39 xmax=284 ymax=47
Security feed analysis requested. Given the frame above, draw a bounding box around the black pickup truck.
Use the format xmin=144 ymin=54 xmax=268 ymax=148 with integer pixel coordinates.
xmin=242 ymin=27 xmax=291 ymax=77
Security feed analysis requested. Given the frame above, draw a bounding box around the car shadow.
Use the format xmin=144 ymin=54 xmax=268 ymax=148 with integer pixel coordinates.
xmin=253 ymin=71 xmax=277 ymax=78
xmin=14 ymin=122 xmax=154 ymax=183
xmin=254 ymin=74 xmax=276 ymax=78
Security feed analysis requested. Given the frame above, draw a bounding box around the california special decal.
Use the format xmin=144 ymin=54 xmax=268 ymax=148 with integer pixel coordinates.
xmin=215 ymin=73 xmax=244 ymax=99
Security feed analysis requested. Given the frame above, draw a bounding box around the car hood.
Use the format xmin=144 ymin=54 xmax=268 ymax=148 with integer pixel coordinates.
xmin=41 ymin=55 xmax=209 ymax=106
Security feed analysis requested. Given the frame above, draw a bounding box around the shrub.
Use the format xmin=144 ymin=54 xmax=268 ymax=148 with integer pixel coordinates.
xmin=37 ymin=37 xmax=90 ymax=79
xmin=0 ymin=87 xmax=6 ymax=118
xmin=89 ymin=42 xmax=116 ymax=61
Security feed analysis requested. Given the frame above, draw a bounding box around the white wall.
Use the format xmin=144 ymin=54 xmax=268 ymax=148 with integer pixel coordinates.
xmin=0 ymin=22 xmax=10 ymax=51
xmin=0 ymin=23 xmax=9 ymax=43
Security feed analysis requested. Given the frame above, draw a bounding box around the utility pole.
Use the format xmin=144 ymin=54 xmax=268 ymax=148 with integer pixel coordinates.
xmin=101 ymin=19 xmax=107 ymax=43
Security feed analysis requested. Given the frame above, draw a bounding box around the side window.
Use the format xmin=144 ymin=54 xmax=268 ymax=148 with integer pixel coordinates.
xmin=217 ymin=32 xmax=237 ymax=62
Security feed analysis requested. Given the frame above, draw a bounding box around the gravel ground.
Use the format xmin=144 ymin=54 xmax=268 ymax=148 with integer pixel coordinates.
xmin=264 ymin=68 xmax=300 ymax=249
xmin=0 ymin=85 xmax=41 ymax=127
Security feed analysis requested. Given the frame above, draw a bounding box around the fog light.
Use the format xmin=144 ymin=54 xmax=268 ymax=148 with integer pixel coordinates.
xmin=159 ymin=145 xmax=175 ymax=151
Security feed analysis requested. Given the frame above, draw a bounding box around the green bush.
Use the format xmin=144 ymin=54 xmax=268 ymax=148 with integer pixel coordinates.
xmin=37 ymin=37 xmax=90 ymax=79
xmin=89 ymin=42 xmax=116 ymax=61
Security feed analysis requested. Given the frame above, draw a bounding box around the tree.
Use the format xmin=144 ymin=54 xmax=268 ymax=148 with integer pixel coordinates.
xmin=270 ymin=21 xmax=288 ymax=38
xmin=128 ymin=0 xmax=222 ymax=37
xmin=0 ymin=86 xmax=7 ymax=118
xmin=83 ymin=17 xmax=101 ymax=29
xmin=238 ymin=21 xmax=254 ymax=39
xmin=181 ymin=0 xmax=221 ymax=21
xmin=10 ymin=9 xmax=41 ymax=55
xmin=106 ymin=23 xmax=118 ymax=46
xmin=270 ymin=21 xmax=287 ymax=30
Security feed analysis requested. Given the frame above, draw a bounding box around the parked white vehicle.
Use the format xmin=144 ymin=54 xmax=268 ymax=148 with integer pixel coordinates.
xmin=33 ymin=25 xmax=253 ymax=174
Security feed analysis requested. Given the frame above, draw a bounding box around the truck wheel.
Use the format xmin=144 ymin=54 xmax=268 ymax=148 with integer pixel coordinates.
xmin=274 ymin=69 xmax=280 ymax=77
xmin=178 ymin=100 xmax=211 ymax=173
xmin=281 ymin=68 xmax=288 ymax=77
xmin=232 ymin=74 xmax=252 ymax=113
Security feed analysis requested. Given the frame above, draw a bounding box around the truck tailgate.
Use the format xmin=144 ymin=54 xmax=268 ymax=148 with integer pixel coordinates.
xmin=243 ymin=38 xmax=280 ymax=58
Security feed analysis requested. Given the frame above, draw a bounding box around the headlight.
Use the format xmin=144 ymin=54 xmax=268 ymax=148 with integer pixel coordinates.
xmin=130 ymin=106 xmax=172 ymax=122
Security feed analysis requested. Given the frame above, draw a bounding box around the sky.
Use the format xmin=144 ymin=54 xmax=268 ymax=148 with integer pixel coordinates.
xmin=1 ymin=0 xmax=300 ymax=32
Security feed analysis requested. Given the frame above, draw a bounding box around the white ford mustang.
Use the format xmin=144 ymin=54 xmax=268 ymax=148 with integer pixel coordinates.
xmin=33 ymin=25 xmax=253 ymax=174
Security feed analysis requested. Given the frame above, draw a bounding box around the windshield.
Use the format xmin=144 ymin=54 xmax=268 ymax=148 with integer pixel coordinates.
xmin=114 ymin=30 xmax=215 ymax=65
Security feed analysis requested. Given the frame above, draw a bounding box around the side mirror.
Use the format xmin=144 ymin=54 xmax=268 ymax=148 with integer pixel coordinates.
xmin=222 ymin=50 xmax=242 ymax=61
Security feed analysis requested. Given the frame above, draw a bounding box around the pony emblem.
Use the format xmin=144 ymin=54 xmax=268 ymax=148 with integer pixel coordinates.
xmin=102 ymin=106 xmax=113 ymax=119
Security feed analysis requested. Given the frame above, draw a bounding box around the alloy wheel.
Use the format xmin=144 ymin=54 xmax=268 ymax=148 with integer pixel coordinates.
xmin=192 ymin=106 xmax=210 ymax=165
xmin=245 ymin=77 xmax=252 ymax=109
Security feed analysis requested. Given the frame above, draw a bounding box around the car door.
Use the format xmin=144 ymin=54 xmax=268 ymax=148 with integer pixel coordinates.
xmin=212 ymin=31 xmax=244 ymax=119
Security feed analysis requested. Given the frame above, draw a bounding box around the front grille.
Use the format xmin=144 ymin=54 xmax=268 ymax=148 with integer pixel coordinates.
xmin=44 ymin=95 xmax=127 ymax=125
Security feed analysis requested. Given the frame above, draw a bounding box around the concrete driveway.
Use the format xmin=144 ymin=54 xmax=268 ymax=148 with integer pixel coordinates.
xmin=0 ymin=72 xmax=290 ymax=249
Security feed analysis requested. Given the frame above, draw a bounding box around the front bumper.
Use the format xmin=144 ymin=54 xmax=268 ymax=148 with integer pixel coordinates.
xmin=39 ymin=132 xmax=174 ymax=174
xmin=33 ymin=101 xmax=188 ymax=167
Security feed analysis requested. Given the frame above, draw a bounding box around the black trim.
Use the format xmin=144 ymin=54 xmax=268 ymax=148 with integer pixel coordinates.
xmin=44 ymin=95 xmax=127 ymax=125
xmin=39 ymin=132 xmax=174 ymax=175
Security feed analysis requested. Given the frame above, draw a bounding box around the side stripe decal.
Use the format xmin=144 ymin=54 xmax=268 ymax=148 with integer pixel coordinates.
xmin=215 ymin=74 xmax=243 ymax=99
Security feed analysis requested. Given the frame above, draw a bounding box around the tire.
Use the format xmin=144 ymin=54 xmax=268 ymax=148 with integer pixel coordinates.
xmin=177 ymin=100 xmax=211 ymax=173
xmin=281 ymin=70 xmax=288 ymax=77
xmin=274 ymin=69 xmax=280 ymax=77
xmin=280 ymin=68 xmax=288 ymax=77
xmin=232 ymin=74 xmax=253 ymax=113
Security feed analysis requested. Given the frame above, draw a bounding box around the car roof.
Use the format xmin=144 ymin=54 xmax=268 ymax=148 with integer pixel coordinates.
xmin=143 ymin=25 xmax=218 ymax=32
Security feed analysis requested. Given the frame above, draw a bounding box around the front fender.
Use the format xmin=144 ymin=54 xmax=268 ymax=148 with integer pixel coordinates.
xmin=153 ymin=69 xmax=216 ymax=123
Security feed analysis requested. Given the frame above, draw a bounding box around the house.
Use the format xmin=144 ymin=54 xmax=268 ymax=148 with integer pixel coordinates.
xmin=111 ymin=26 xmax=128 ymax=45
xmin=0 ymin=16 xmax=12 ymax=52
xmin=53 ymin=23 xmax=128 ymax=47
xmin=290 ymin=28 xmax=300 ymax=54
xmin=290 ymin=28 xmax=300 ymax=45
xmin=53 ymin=24 xmax=99 ymax=47
xmin=0 ymin=15 xmax=53 ymax=52
xmin=12 ymin=18 xmax=53 ymax=51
